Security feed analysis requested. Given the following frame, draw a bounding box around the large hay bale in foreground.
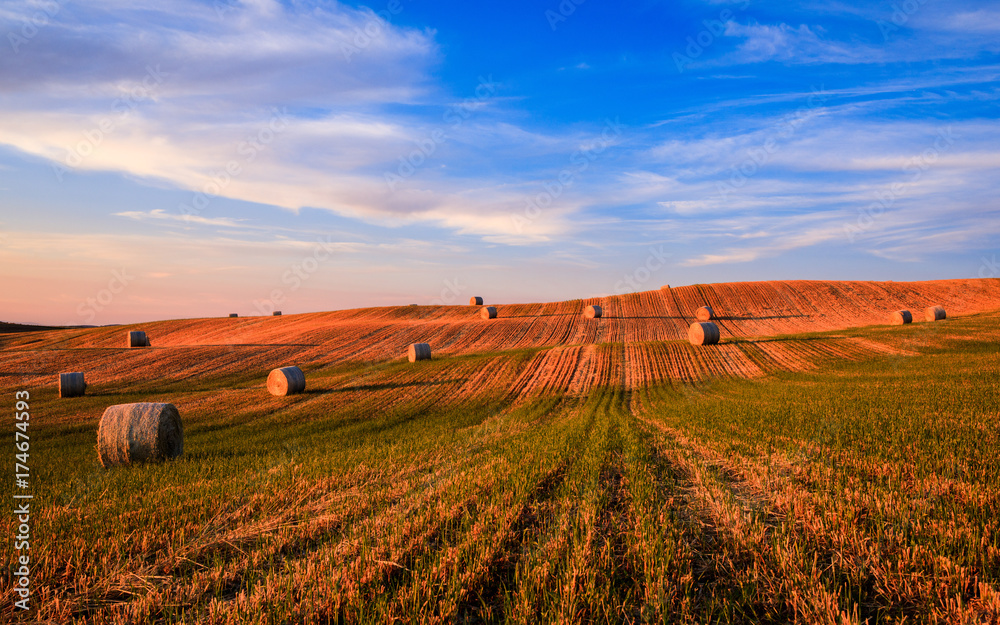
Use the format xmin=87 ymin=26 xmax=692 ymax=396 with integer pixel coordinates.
xmin=267 ymin=366 xmax=306 ymax=396
xmin=408 ymin=343 xmax=431 ymax=362
xmin=695 ymin=306 xmax=714 ymax=321
xmin=889 ymin=310 xmax=912 ymax=325
xmin=688 ymin=322 xmax=720 ymax=346
xmin=470 ymin=296 xmax=484 ymax=306
xmin=59 ymin=372 xmax=86 ymax=398
xmin=481 ymin=306 xmax=497 ymax=320
xmin=584 ymin=305 xmax=603 ymax=319
xmin=925 ymin=305 xmax=946 ymax=321
xmin=97 ymin=403 xmax=183 ymax=468
xmin=127 ymin=331 xmax=148 ymax=348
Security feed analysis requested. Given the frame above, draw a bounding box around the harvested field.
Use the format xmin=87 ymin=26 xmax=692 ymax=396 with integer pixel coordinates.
xmin=2 ymin=278 xmax=999 ymax=623
xmin=4 ymin=279 xmax=996 ymax=383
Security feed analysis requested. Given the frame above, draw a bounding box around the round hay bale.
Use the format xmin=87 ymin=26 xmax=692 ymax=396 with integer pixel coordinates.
xmin=273 ymin=311 xmax=282 ymax=316
xmin=97 ymin=403 xmax=183 ymax=468
xmin=925 ymin=305 xmax=946 ymax=322
xmin=584 ymin=305 xmax=603 ymax=319
xmin=408 ymin=343 xmax=431 ymax=362
xmin=229 ymin=313 xmax=238 ymax=318
xmin=481 ymin=306 xmax=497 ymax=320
xmin=59 ymin=372 xmax=86 ymax=398
xmin=267 ymin=366 xmax=306 ymax=396
xmin=660 ymin=284 xmax=670 ymax=290
xmin=888 ymin=310 xmax=912 ymax=325
xmin=695 ymin=306 xmax=714 ymax=321
xmin=688 ymin=321 xmax=720 ymax=346
xmin=127 ymin=331 xmax=148 ymax=348
xmin=469 ymin=296 xmax=484 ymax=306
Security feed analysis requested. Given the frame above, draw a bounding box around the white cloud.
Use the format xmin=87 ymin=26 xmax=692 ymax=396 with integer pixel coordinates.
xmin=114 ymin=209 xmax=248 ymax=229
xmin=721 ymin=21 xmax=878 ymax=64
xmin=943 ymin=9 xmax=1000 ymax=33
xmin=0 ymin=1 xmax=598 ymax=244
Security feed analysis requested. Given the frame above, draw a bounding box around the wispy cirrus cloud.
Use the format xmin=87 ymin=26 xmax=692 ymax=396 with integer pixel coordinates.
xmin=721 ymin=21 xmax=876 ymax=65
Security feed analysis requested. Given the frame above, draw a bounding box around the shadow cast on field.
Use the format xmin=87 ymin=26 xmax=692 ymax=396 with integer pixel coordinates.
xmin=206 ymin=343 xmax=317 ymax=348
xmin=332 ymin=379 xmax=463 ymax=393
xmin=607 ymin=315 xmax=688 ymax=320
xmin=715 ymin=314 xmax=808 ymax=321
xmin=501 ymin=313 xmax=578 ymax=319
xmin=725 ymin=335 xmax=845 ymax=345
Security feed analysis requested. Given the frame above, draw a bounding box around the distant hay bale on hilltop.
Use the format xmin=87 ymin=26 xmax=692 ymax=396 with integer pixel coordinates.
xmin=696 ymin=306 xmax=714 ymax=321
xmin=273 ymin=311 xmax=282 ymax=316
xmin=470 ymin=296 xmax=484 ymax=306
xmin=925 ymin=305 xmax=946 ymax=322
xmin=229 ymin=313 xmax=238 ymax=318
xmin=59 ymin=372 xmax=86 ymax=398
xmin=97 ymin=402 xmax=183 ymax=468
xmin=688 ymin=321 xmax=720 ymax=346
xmin=481 ymin=306 xmax=497 ymax=320
xmin=408 ymin=343 xmax=431 ymax=362
xmin=267 ymin=366 xmax=306 ymax=396
xmin=661 ymin=285 xmax=670 ymax=290
xmin=889 ymin=310 xmax=912 ymax=325
xmin=127 ymin=331 xmax=148 ymax=348
xmin=584 ymin=305 xmax=603 ymax=319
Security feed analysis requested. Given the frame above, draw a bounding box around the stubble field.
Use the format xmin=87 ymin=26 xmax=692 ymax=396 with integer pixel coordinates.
xmin=2 ymin=278 xmax=999 ymax=624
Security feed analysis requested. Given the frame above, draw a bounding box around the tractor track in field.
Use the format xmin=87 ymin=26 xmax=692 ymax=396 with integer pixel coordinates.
xmin=634 ymin=413 xmax=1000 ymax=624
xmin=635 ymin=415 xmax=860 ymax=623
xmin=451 ymin=463 xmax=571 ymax=622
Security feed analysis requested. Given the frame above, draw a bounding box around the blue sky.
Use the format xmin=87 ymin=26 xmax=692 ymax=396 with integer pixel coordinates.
xmin=1 ymin=0 xmax=998 ymax=325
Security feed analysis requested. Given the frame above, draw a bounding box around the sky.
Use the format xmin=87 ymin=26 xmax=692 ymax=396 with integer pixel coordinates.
xmin=1 ymin=0 xmax=998 ymax=325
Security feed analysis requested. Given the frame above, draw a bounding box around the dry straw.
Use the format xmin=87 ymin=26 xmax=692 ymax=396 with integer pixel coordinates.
xmin=59 ymin=372 xmax=86 ymax=398
xmin=267 ymin=366 xmax=306 ymax=396
xmin=695 ymin=306 xmax=714 ymax=321
xmin=688 ymin=321 xmax=720 ymax=346
xmin=889 ymin=310 xmax=912 ymax=325
xmin=408 ymin=343 xmax=431 ymax=362
xmin=97 ymin=402 xmax=183 ymax=468
xmin=127 ymin=331 xmax=149 ymax=348
xmin=481 ymin=306 xmax=497 ymax=320
xmin=469 ymin=296 xmax=484 ymax=306
xmin=584 ymin=305 xmax=603 ymax=319
xmin=925 ymin=305 xmax=946 ymax=321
